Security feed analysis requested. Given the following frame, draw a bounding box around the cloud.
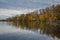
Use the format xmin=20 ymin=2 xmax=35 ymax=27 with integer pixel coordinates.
xmin=0 ymin=8 xmax=34 ymax=15
xmin=0 ymin=8 xmax=35 ymax=19
xmin=54 ymin=0 xmax=60 ymax=4
xmin=1 ymin=0 xmax=60 ymax=9
xmin=0 ymin=0 xmax=60 ymax=19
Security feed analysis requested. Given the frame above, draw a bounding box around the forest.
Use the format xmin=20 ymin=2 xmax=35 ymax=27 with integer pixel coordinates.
xmin=6 ymin=4 xmax=60 ymax=38
xmin=6 ymin=4 xmax=60 ymax=23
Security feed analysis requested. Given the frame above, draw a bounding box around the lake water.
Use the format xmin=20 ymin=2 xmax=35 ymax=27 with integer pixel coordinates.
xmin=0 ymin=22 xmax=60 ymax=40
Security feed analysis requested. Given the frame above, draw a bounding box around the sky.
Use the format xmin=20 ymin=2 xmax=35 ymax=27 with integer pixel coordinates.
xmin=0 ymin=0 xmax=60 ymax=19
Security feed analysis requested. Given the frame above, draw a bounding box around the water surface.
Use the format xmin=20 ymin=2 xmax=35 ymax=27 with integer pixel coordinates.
xmin=0 ymin=22 xmax=60 ymax=40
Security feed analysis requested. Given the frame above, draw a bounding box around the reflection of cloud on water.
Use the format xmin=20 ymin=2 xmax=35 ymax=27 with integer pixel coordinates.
xmin=0 ymin=26 xmax=20 ymax=34
xmin=0 ymin=22 xmax=60 ymax=40
xmin=0 ymin=28 xmax=54 ymax=40
xmin=0 ymin=32 xmax=54 ymax=40
xmin=0 ymin=23 xmax=37 ymax=35
xmin=0 ymin=25 xmax=53 ymax=40
xmin=0 ymin=22 xmax=54 ymax=40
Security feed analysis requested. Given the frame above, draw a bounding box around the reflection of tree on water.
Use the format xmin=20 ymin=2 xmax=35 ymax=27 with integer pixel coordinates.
xmin=9 ymin=21 xmax=60 ymax=39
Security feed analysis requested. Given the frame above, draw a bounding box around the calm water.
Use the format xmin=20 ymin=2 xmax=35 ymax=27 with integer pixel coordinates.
xmin=0 ymin=22 xmax=60 ymax=40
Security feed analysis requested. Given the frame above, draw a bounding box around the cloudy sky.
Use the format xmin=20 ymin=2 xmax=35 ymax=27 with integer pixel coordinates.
xmin=0 ymin=0 xmax=60 ymax=19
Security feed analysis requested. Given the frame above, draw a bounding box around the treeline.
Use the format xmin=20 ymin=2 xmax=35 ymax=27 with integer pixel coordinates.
xmin=6 ymin=4 xmax=60 ymax=22
xmin=6 ymin=4 xmax=60 ymax=38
